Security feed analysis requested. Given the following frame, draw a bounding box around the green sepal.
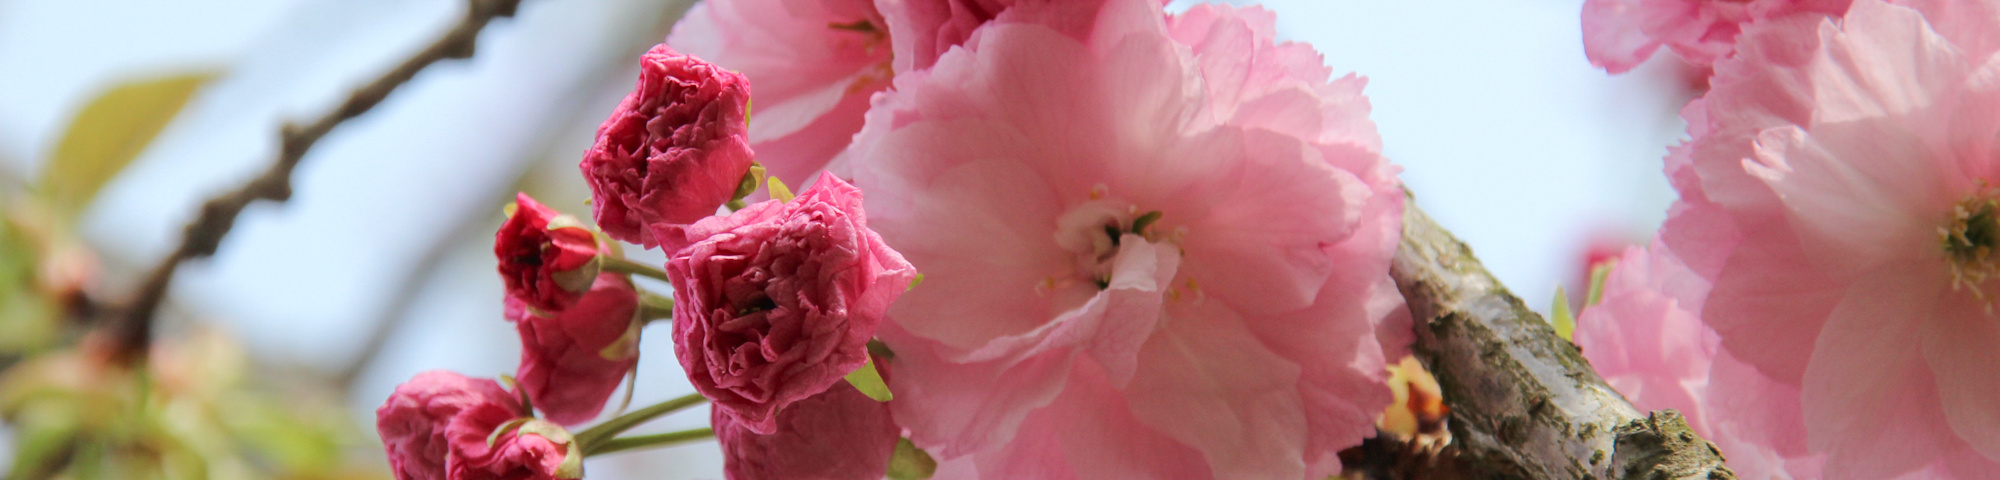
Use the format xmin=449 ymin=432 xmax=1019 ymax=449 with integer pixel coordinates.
xmin=886 ymin=438 xmax=937 ymax=480
xmin=486 ymin=417 xmax=533 ymax=448
xmin=1586 ymin=261 xmax=1615 ymax=307
xmin=1550 ymin=287 xmax=1576 ymax=342
xmin=515 ymin=420 xmax=583 ymax=479
xmin=844 ymin=356 xmax=893 ymax=402
xmin=768 ymin=177 xmax=796 ymax=204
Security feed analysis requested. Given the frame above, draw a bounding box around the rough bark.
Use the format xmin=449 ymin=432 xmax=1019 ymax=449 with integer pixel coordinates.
xmin=1389 ymin=204 xmax=1731 ymax=480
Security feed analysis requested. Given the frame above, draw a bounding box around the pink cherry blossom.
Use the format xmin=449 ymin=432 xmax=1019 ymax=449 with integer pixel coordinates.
xmin=712 ymin=383 xmax=901 ymax=480
xmin=1581 ymin=0 xmax=1850 ymax=73
xmin=875 ymin=0 xmax=1115 ymax=74
xmin=444 ymin=403 xmax=575 ymax=480
xmin=494 ymin=193 xmax=600 ymax=314
xmin=506 ymin=273 xmax=640 ymax=426
xmin=1660 ymin=0 xmax=2000 ymax=475
xmin=375 ymin=371 xmax=519 ymax=480
xmin=666 ymin=0 xmax=890 ymax=188
xmin=846 ymin=0 xmax=1405 ymax=478
xmin=580 ymin=44 xmax=754 ymax=248
xmin=665 ymin=173 xmax=916 ymax=434
xmin=1575 ymin=243 xmax=1823 ymax=479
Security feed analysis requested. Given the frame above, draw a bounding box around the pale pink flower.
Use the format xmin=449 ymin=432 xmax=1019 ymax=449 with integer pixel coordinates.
xmin=505 ymin=273 xmax=640 ymax=426
xmin=666 ymin=0 xmax=891 ymax=188
xmin=665 ymin=173 xmax=916 ymax=434
xmin=375 ymin=371 xmax=519 ymax=480
xmin=581 ymin=44 xmax=754 ymax=248
xmin=712 ymin=383 xmax=901 ymax=480
xmin=1575 ymin=243 xmax=1822 ymax=479
xmin=847 ymin=0 xmax=1405 ymax=478
xmin=1581 ymin=0 xmax=1850 ymax=73
xmin=1661 ymin=0 xmax=2000 ymax=476
xmin=876 ymin=0 xmax=1117 ymax=74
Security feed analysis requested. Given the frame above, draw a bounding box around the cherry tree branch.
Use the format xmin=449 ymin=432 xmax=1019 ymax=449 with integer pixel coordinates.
xmin=1385 ymin=201 xmax=1732 ymax=479
xmin=107 ymin=0 xmax=527 ymax=365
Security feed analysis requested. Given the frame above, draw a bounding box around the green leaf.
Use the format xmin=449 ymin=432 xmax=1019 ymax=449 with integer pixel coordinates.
xmin=767 ymin=176 xmax=796 ymax=204
xmin=1586 ymin=261 xmax=1615 ymax=307
xmin=39 ymin=71 xmax=219 ymax=217
xmin=1550 ymin=286 xmax=1576 ymax=342
xmin=6 ymin=401 xmax=81 ymax=480
xmin=843 ymin=356 xmax=893 ymax=402
xmin=886 ymin=438 xmax=937 ymax=480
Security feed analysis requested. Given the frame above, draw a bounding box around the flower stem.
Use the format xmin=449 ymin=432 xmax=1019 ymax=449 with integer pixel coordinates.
xmin=574 ymin=392 xmax=707 ymax=447
xmin=638 ymin=292 xmax=674 ymax=321
xmin=584 ymin=427 xmax=716 ymax=456
xmin=603 ymin=256 xmax=670 ymax=282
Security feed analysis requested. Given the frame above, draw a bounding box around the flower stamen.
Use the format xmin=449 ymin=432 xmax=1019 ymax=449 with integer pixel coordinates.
xmin=1942 ymin=189 xmax=2000 ymax=311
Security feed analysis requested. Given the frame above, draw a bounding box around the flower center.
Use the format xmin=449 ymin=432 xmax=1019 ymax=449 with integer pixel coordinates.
xmin=1037 ymin=185 xmax=1196 ymax=300
xmin=1942 ymin=192 xmax=2000 ymax=302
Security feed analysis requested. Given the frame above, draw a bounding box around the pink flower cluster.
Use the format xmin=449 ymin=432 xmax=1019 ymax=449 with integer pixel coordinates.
xmin=1588 ymin=0 xmax=2000 ymax=476
xmin=384 ymin=34 xmax=918 ymax=480
xmin=384 ymin=0 xmax=1412 ymax=478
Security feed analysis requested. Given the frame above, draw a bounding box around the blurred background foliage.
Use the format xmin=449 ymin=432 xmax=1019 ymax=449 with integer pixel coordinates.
xmin=0 ymin=72 xmax=384 ymax=480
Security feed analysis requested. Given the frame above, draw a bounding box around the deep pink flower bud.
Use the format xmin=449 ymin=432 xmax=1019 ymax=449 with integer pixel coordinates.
xmin=714 ymin=383 xmax=900 ymax=480
xmin=495 ymin=193 xmax=601 ymax=314
xmin=506 ymin=273 xmax=641 ymax=426
xmin=666 ymin=172 xmax=915 ymax=433
xmin=375 ymin=371 xmax=519 ymax=480
xmin=445 ymin=403 xmax=581 ymax=480
xmin=581 ymin=44 xmax=755 ymax=248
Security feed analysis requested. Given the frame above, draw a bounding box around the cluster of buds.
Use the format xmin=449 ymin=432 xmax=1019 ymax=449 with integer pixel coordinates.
xmin=377 ymin=43 xmax=919 ymax=480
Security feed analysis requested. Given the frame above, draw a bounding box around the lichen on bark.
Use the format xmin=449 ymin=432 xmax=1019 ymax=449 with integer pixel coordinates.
xmin=1373 ymin=202 xmax=1732 ymax=480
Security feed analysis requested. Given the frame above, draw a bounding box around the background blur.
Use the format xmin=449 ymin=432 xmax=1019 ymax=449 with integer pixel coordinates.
xmin=0 ymin=0 xmax=1696 ymax=477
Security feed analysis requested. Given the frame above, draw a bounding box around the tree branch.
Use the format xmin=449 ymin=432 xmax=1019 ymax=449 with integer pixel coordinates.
xmin=1385 ymin=203 xmax=1731 ymax=479
xmin=107 ymin=0 xmax=527 ymax=365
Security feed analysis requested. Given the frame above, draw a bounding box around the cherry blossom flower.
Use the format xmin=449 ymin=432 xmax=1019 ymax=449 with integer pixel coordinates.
xmin=1575 ymin=243 xmax=1823 ymax=479
xmin=580 ymin=44 xmax=754 ymax=248
xmin=666 ymin=0 xmax=890 ymax=188
xmin=712 ymin=383 xmax=900 ymax=480
xmin=1581 ymin=0 xmax=1850 ymax=73
xmin=375 ymin=371 xmax=520 ymax=480
xmin=665 ymin=173 xmax=915 ymax=434
xmin=846 ymin=0 xmax=1406 ymax=477
xmin=1660 ymin=0 xmax=2000 ymax=475
xmin=494 ymin=193 xmax=599 ymax=314
xmin=444 ymin=403 xmax=580 ymax=480
xmin=506 ymin=273 xmax=640 ymax=426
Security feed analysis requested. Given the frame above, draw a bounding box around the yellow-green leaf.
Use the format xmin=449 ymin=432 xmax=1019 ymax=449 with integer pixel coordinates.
xmin=844 ymin=356 xmax=892 ymax=402
xmin=1586 ymin=261 xmax=1615 ymax=307
xmin=1550 ymin=286 xmax=1576 ymax=342
xmin=40 ymin=71 xmax=219 ymax=217
xmin=767 ymin=176 xmax=796 ymax=204
xmin=886 ymin=438 xmax=937 ymax=480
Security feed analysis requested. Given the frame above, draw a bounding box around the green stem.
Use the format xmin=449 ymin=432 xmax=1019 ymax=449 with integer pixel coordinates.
xmin=584 ymin=428 xmax=716 ymax=456
xmin=573 ymin=392 xmax=706 ymax=447
xmin=602 ymin=256 xmax=669 ymax=282
xmin=638 ymin=292 xmax=674 ymax=322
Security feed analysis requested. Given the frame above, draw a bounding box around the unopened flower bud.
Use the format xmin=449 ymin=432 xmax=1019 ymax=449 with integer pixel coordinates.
xmin=496 ymin=193 xmax=602 ymax=314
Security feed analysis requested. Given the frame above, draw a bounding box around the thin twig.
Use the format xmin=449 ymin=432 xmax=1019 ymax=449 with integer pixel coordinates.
xmin=107 ymin=0 xmax=527 ymax=365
